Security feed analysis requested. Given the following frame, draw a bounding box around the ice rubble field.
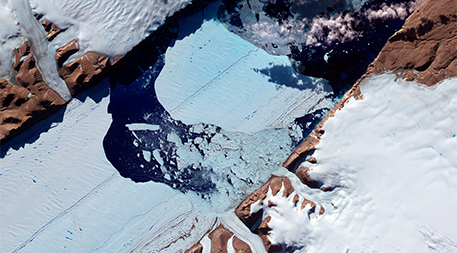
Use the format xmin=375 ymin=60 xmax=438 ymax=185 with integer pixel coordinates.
xmin=261 ymin=74 xmax=457 ymax=252
xmin=103 ymin=1 xmax=334 ymax=215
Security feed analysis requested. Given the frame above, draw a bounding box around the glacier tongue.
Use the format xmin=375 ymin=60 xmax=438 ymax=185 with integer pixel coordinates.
xmin=10 ymin=0 xmax=72 ymax=101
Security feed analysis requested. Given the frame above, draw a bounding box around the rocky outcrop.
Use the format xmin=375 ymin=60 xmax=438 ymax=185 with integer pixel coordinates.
xmin=367 ymin=0 xmax=457 ymax=86
xmin=185 ymin=243 xmax=203 ymax=253
xmin=235 ymin=176 xmax=323 ymax=252
xmin=56 ymin=39 xmax=114 ymax=96
xmin=1 ymin=35 xmax=119 ymax=142
xmin=34 ymin=14 xmax=62 ymax=41
xmin=1 ymin=46 xmax=66 ymax=142
xmin=185 ymin=225 xmax=252 ymax=253
xmin=295 ymin=167 xmax=319 ymax=188
xmin=282 ymin=79 xmax=364 ymax=171
xmin=235 ymin=176 xmax=295 ymax=229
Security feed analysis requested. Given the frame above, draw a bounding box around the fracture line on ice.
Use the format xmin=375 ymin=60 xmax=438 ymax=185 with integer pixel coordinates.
xmin=169 ymin=48 xmax=259 ymax=113
xmin=10 ymin=0 xmax=72 ymax=101
xmin=12 ymin=173 xmax=118 ymax=253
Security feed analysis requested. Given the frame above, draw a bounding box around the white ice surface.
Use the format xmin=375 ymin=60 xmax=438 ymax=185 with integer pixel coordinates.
xmin=0 ymin=82 xmax=213 ymax=252
xmin=0 ymin=0 xmax=25 ymax=79
xmin=29 ymin=0 xmax=191 ymax=57
xmin=267 ymin=75 xmax=457 ymax=251
xmin=155 ymin=3 xmax=332 ymax=134
xmin=126 ymin=123 xmax=160 ymax=131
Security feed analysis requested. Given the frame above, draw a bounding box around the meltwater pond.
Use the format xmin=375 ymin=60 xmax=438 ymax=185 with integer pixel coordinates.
xmin=103 ymin=1 xmax=334 ymax=214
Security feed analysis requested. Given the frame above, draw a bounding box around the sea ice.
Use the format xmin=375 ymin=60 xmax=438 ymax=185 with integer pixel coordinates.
xmin=155 ymin=2 xmax=332 ymax=135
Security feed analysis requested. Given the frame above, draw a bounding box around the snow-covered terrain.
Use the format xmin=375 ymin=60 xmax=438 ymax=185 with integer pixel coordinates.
xmin=0 ymin=82 xmax=214 ymax=252
xmin=258 ymin=75 xmax=457 ymax=251
xmin=0 ymin=0 xmax=25 ymax=79
xmin=29 ymin=0 xmax=192 ymax=57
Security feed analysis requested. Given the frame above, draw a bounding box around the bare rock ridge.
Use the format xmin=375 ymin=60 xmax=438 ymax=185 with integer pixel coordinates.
xmin=1 ymin=17 xmax=118 ymax=143
xmin=235 ymin=176 xmax=323 ymax=252
xmin=184 ymin=225 xmax=252 ymax=253
xmin=0 ymin=45 xmax=66 ymax=142
xmin=367 ymin=0 xmax=457 ymax=86
xmin=34 ymin=14 xmax=62 ymax=41
xmin=185 ymin=177 xmax=324 ymax=252
xmin=55 ymin=39 xmax=115 ymax=96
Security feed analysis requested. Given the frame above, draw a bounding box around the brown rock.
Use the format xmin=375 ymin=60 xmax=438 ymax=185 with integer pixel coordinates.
xmin=13 ymin=42 xmax=30 ymax=71
xmin=301 ymin=198 xmax=316 ymax=213
xmin=56 ymin=39 xmax=115 ymax=96
xmin=232 ymin=237 xmax=252 ymax=253
xmin=283 ymin=73 xmax=366 ymax=171
xmin=283 ymin=133 xmax=320 ymax=171
xmin=295 ymin=167 xmax=319 ymax=188
xmin=185 ymin=243 xmax=203 ymax=253
xmin=257 ymin=216 xmax=282 ymax=252
xmin=321 ymin=186 xmax=333 ymax=192
xmin=208 ymin=225 xmax=233 ymax=253
xmin=307 ymin=157 xmax=317 ymax=164
xmin=39 ymin=18 xmax=62 ymax=41
xmin=367 ymin=0 xmax=457 ymax=86
xmin=235 ymin=176 xmax=295 ymax=228
xmin=1 ymin=50 xmax=66 ymax=142
xmin=235 ymin=176 xmax=322 ymax=252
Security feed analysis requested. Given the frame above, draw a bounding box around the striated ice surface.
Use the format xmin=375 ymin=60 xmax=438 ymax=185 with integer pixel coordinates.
xmin=0 ymin=82 xmax=213 ymax=253
xmin=266 ymin=75 xmax=457 ymax=251
xmin=155 ymin=10 xmax=332 ymax=134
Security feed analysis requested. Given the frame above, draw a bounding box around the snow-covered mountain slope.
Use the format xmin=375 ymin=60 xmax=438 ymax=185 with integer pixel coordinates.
xmin=300 ymin=75 xmax=457 ymax=252
xmin=0 ymin=82 xmax=214 ymax=253
xmin=227 ymin=75 xmax=457 ymax=252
